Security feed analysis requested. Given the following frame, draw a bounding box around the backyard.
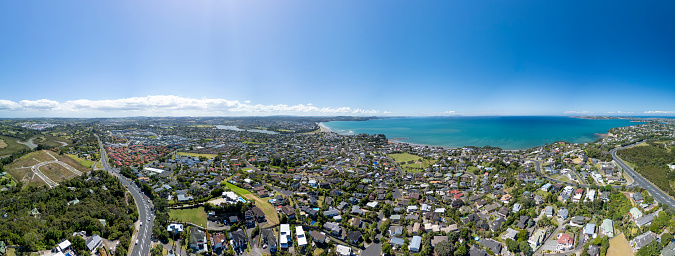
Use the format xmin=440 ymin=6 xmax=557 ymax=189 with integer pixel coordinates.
xmin=168 ymin=207 xmax=208 ymax=227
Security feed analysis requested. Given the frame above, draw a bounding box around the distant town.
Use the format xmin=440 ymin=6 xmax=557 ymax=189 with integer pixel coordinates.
xmin=0 ymin=116 xmax=674 ymax=256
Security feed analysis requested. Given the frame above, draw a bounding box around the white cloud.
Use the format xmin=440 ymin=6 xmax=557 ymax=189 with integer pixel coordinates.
xmin=0 ymin=100 xmax=21 ymax=110
xmin=564 ymin=110 xmax=593 ymax=114
xmin=19 ymin=99 xmax=60 ymax=110
xmin=0 ymin=95 xmax=383 ymax=117
xmin=644 ymin=111 xmax=675 ymax=114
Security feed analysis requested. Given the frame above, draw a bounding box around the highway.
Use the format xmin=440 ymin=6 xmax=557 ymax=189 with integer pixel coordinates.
xmin=95 ymin=134 xmax=154 ymax=256
xmin=611 ymin=142 xmax=675 ymax=209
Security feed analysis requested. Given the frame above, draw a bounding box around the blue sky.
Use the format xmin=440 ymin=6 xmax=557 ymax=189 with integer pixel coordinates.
xmin=1 ymin=0 xmax=674 ymax=117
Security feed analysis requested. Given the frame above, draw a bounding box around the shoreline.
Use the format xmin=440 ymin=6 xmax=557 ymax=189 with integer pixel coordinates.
xmin=321 ymin=120 xmax=630 ymax=152
xmin=317 ymin=122 xmax=335 ymax=133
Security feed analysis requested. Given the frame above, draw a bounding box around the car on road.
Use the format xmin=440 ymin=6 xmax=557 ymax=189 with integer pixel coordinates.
xmin=140 ymin=222 xmax=143 ymax=226
xmin=135 ymin=239 xmax=138 ymax=245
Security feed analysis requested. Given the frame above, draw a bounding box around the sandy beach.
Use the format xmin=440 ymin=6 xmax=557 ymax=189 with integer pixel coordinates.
xmin=318 ymin=122 xmax=335 ymax=133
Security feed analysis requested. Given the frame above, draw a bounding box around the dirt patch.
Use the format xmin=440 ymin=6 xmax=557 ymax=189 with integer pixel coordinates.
xmin=608 ymin=233 xmax=633 ymax=256
xmin=0 ymin=139 xmax=7 ymax=149
xmin=573 ymin=158 xmax=583 ymax=165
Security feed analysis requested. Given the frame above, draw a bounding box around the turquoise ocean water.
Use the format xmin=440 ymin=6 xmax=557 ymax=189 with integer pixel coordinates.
xmin=322 ymin=116 xmax=644 ymax=150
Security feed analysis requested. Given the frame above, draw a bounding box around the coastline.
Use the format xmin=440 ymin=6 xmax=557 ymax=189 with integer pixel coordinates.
xmin=317 ymin=122 xmax=335 ymax=133
xmin=321 ymin=117 xmax=640 ymax=152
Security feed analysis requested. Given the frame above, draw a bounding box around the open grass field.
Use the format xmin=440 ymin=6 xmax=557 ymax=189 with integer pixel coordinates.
xmin=401 ymin=159 xmax=437 ymax=173
xmin=177 ymin=152 xmax=218 ymax=159
xmin=608 ymin=233 xmax=633 ymax=256
xmin=226 ymin=182 xmax=252 ymax=195
xmin=242 ymin=194 xmax=280 ymax=227
xmin=390 ymin=153 xmax=437 ymax=172
xmin=389 ymin=153 xmax=421 ymax=163
xmin=0 ymin=135 xmax=29 ymax=156
xmin=169 ymin=207 xmax=208 ymax=227
xmin=67 ymin=154 xmax=94 ymax=168
xmin=56 ymin=153 xmax=91 ymax=173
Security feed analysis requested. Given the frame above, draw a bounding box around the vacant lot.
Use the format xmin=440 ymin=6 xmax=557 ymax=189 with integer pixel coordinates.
xmin=177 ymin=152 xmax=217 ymax=159
xmin=389 ymin=153 xmax=421 ymax=163
xmin=67 ymin=154 xmax=94 ymax=168
xmin=5 ymin=150 xmax=88 ymax=187
xmin=608 ymin=233 xmax=633 ymax=256
xmin=0 ymin=138 xmax=6 ymax=148
xmin=226 ymin=182 xmax=251 ymax=195
xmin=169 ymin=207 xmax=208 ymax=227
xmin=242 ymin=194 xmax=280 ymax=227
xmin=40 ymin=162 xmax=79 ymax=181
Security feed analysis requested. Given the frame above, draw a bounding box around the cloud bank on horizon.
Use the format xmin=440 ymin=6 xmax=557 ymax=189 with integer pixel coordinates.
xmin=0 ymin=95 xmax=380 ymax=117
xmin=0 ymin=95 xmax=673 ymax=118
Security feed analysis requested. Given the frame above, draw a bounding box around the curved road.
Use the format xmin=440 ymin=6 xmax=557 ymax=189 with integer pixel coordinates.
xmin=96 ymin=135 xmax=153 ymax=256
xmin=611 ymin=142 xmax=675 ymax=209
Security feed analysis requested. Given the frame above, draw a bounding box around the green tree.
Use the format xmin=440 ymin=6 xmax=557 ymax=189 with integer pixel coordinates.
xmin=435 ymin=241 xmax=454 ymax=256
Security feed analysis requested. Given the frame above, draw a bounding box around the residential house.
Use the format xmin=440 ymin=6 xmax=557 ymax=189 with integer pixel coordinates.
xmin=280 ymin=224 xmax=292 ymax=249
xmin=390 ymin=237 xmax=405 ymax=249
xmin=636 ymin=213 xmax=655 ymax=227
xmin=583 ymin=223 xmax=596 ymax=239
xmin=213 ymin=233 xmax=227 ymax=250
xmin=629 ymin=207 xmax=643 ymax=220
xmin=262 ymin=229 xmax=277 ymax=252
xmin=479 ymin=239 xmax=502 ymax=254
xmin=410 ymin=236 xmax=422 ymax=253
xmin=281 ymin=206 xmax=296 ymax=219
xmin=347 ymin=231 xmax=362 ymax=244
xmin=85 ymin=235 xmax=102 ymax=252
xmin=189 ymin=227 xmax=207 ymax=252
xmin=557 ymin=233 xmax=574 ymax=251
xmin=336 ymin=245 xmax=352 ymax=256
xmin=544 ymin=206 xmax=554 ymax=217
xmin=631 ymin=231 xmax=656 ymax=251
xmin=310 ymin=231 xmax=326 ymax=245
xmin=230 ymin=230 xmax=247 ymax=250
xmin=324 ymin=222 xmax=342 ymax=236
xmin=601 ymin=219 xmax=614 ymax=238
xmin=529 ymin=229 xmax=546 ymax=248
xmin=389 ymin=226 xmax=403 ymax=237
xmin=296 ymin=226 xmax=308 ymax=248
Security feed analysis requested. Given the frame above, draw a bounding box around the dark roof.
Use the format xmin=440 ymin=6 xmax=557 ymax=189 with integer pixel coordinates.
xmin=310 ymin=231 xmax=327 ymax=243
xmin=251 ymin=207 xmax=265 ymax=218
xmin=479 ymin=239 xmax=502 ymax=254
xmin=262 ymin=228 xmax=277 ymax=247
xmin=230 ymin=230 xmax=247 ymax=243
xmin=346 ymin=231 xmax=362 ymax=242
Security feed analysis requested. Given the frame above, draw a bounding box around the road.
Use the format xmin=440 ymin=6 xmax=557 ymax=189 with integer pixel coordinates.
xmin=95 ymin=134 xmax=154 ymax=256
xmin=611 ymin=142 xmax=675 ymax=209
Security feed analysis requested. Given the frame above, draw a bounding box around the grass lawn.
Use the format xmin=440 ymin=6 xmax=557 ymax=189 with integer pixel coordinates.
xmin=389 ymin=153 xmax=421 ymax=163
xmin=176 ymin=152 xmax=218 ymax=159
xmin=226 ymin=182 xmax=252 ymax=195
xmin=313 ymin=248 xmax=325 ymax=256
xmin=243 ymin=141 xmax=266 ymax=145
xmin=169 ymin=207 xmax=208 ymax=227
xmin=608 ymin=233 xmax=633 ymax=256
xmin=67 ymin=154 xmax=94 ymax=168
xmin=401 ymin=158 xmax=437 ymax=173
xmin=242 ymin=194 xmax=280 ymax=227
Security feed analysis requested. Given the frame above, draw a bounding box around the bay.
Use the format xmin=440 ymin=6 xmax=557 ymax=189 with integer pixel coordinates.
xmin=322 ymin=116 xmax=643 ymax=150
